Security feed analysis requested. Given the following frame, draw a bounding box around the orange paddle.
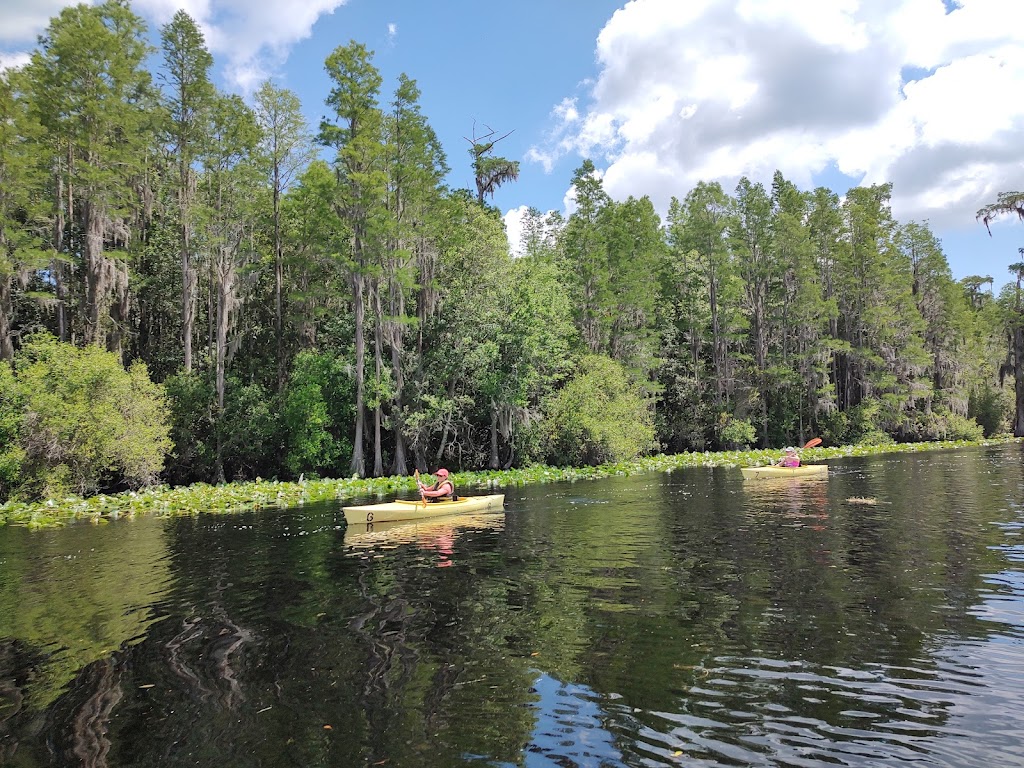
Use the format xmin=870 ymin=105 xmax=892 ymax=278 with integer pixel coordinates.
xmin=803 ymin=437 xmax=822 ymax=449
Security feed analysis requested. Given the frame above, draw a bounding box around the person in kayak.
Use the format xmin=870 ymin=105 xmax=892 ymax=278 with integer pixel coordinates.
xmin=780 ymin=447 xmax=800 ymax=467
xmin=417 ymin=468 xmax=456 ymax=501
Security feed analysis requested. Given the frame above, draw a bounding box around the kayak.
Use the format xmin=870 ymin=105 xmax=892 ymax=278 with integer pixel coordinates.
xmin=342 ymin=494 xmax=505 ymax=524
xmin=741 ymin=464 xmax=828 ymax=480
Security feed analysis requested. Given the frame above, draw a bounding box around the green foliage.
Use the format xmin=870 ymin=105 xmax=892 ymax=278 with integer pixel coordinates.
xmin=163 ymin=370 xmax=216 ymax=485
xmin=8 ymin=334 xmax=170 ymax=500
xmin=219 ymin=379 xmax=282 ymax=480
xmin=718 ymin=413 xmax=756 ymax=449
xmin=969 ymin=384 xmax=1013 ymax=437
xmin=845 ymin=399 xmax=895 ymax=446
xmin=817 ymin=408 xmax=850 ymax=446
xmin=908 ymin=409 xmax=985 ymax=442
xmin=282 ymin=350 xmax=354 ymax=478
xmin=165 ymin=369 xmax=288 ymax=483
xmin=0 ymin=2 xmax=1016 ymax=492
xmin=0 ymin=363 xmax=25 ymax=499
xmin=544 ymin=355 xmax=656 ymax=466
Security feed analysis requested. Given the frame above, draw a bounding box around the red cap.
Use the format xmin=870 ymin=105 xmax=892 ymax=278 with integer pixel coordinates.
xmin=436 ymin=468 xmax=449 ymax=478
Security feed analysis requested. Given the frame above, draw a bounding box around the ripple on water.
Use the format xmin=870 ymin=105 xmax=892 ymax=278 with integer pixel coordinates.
xmin=3 ymin=445 xmax=1024 ymax=767
xmin=610 ymin=645 xmax=1024 ymax=767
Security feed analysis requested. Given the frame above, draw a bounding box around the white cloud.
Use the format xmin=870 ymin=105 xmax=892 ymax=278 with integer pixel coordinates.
xmin=553 ymin=97 xmax=579 ymax=124
xmin=0 ymin=0 xmax=348 ymax=93
xmin=0 ymin=51 xmax=30 ymax=71
xmin=529 ymin=0 xmax=1024 ymax=228
xmin=0 ymin=0 xmax=75 ymax=44
xmin=503 ymin=205 xmax=529 ymax=257
xmin=134 ymin=0 xmax=349 ymax=92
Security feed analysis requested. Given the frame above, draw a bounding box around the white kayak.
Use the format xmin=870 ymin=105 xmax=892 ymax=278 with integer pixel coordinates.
xmin=342 ymin=494 xmax=505 ymax=524
xmin=741 ymin=464 xmax=828 ymax=480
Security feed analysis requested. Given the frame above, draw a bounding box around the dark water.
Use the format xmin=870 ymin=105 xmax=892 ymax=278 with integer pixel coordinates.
xmin=2 ymin=445 xmax=1023 ymax=767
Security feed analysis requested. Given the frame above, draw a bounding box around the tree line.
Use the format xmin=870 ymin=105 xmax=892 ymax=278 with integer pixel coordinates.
xmin=0 ymin=0 xmax=1019 ymax=501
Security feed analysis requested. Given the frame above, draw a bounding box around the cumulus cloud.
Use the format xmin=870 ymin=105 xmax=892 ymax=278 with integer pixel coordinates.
xmin=134 ymin=0 xmax=349 ymax=92
xmin=0 ymin=51 xmax=30 ymax=71
xmin=0 ymin=0 xmax=348 ymax=93
xmin=529 ymin=0 xmax=1024 ymax=228
xmin=504 ymin=205 xmax=529 ymax=257
xmin=0 ymin=0 xmax=73 ymax=44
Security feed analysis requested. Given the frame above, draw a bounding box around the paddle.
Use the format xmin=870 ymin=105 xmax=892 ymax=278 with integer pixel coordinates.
xmin=414 ymin=469 xmax=427 ymax=507
xmin=803 ymin=437 xmax=822 ymax=449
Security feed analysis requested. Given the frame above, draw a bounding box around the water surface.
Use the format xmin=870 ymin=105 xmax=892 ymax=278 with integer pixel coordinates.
xmin=1 ymin=444 xmax=1023 ymax=766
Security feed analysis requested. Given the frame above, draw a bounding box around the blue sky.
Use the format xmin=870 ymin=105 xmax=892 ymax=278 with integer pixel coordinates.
xmin=2 ymin=0 xmax=1022 ymax=290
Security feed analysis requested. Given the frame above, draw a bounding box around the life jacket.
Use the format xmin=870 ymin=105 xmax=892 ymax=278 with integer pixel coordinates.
xmin=426 ymin=478 xmax=456 ymax=501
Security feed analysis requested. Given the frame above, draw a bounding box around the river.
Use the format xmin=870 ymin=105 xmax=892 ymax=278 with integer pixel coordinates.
xmin=1 ymin=444 xmax=1022 ymax=767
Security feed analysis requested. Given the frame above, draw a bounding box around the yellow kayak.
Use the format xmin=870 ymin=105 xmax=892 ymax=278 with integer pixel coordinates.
xmin=343 ymin=494 xmax=505 ymax=525
xmin=741 ymin=464 xmax=828 ymax=480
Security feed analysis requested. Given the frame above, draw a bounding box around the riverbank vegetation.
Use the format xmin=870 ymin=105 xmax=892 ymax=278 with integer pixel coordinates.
xmin=1 ymin=2 xmax=1022 ymax=508
xmin=1 ymin=437 xmax=1017 ymax=529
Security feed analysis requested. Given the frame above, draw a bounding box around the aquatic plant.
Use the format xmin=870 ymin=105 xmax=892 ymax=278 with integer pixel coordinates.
xmin=1 ymin=436 xmax=1019 ymax=530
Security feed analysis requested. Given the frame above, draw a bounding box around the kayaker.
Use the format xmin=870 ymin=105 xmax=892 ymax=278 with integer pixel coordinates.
xmin=780 ymin=447 xmax=800 ymax=467
xmin=417 ymin=468 xmax=456 ymax=502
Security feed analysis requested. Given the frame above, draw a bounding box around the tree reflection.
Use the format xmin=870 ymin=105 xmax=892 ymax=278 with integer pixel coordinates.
xmin=0 ymin=447 xmax=1022 ymax=766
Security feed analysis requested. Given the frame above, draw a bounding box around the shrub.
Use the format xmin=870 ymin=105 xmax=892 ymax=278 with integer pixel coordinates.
xmin=220 ymin=380 xmax=283 ymax=481
xmin=163 ymin=371 xmax=216 ymax=485
xmin=969 ymin=385 xmax=1012 ymax=437
xmin=0 ymin=363 xmax=25 ymax=500
xmin=934 ymin=410 xmax=985 ymax=442
xmin=282 ymin=351 xmax=354 ymax=478
xmin=847 ymin=399 xmax=895 ymax=446
xmin=11 ymin=334 xmax=171 ymax=499
xmin=817 ymin=408 xmax=849 ymax=446
xmin=717 ymin=414 xmax=756 ymax=449
xmin=543 ymin=355 xmax=656 ymax=466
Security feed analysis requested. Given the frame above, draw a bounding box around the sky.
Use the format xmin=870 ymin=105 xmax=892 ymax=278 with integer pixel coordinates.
xmin=1 ymin=0 xmax=1022 ymax=291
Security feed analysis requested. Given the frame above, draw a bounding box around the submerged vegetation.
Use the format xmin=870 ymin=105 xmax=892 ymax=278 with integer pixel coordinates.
xmin=1 ymin=437 xmax=1016 ymax=530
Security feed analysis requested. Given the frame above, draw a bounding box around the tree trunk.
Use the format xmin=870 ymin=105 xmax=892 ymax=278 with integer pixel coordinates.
xmin=181 ymin=227 xmax=196 ymax=374
xmin=488 ymin=402 xmax=499 ymax=469
xmin=372 ymin=285 xmax=384 ymax=477
xmin=213 ymin=248 xmax=235 ymax=484
xmin=83 ymin=200 xmax=107 ymax=347
xmin=0 ymin=275 xmax=13 ymax=361
xmin=349 ymin=269 xmax=366 ymax=477
xmin=388 ymin=288 xmax=408 ymax=477
xmin=109 ymin=258 xmax=130 ymax=362
xmin=54 ymin=164 xmax=69 ymax=342
xmin=709 ymin=267 xmax=723 ymax=408
xmin=753 ymin=295 xmax=768 ymax=446
xmin=434 ymin=379 xmax=457 ymax=464
xmin=298 ymin=269 xmax=316 ymax=348
xmin=1015 ymin=324 xmax=1024 ymax=438
xmin=179 ymin=162 xmax=197 ymax=374
xmin=273 ymin=165 xmax=285 ymax=392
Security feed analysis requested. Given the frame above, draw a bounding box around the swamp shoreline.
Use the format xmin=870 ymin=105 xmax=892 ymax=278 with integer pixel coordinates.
xmin=1 ymin=437 xmax=1018 ymax=530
